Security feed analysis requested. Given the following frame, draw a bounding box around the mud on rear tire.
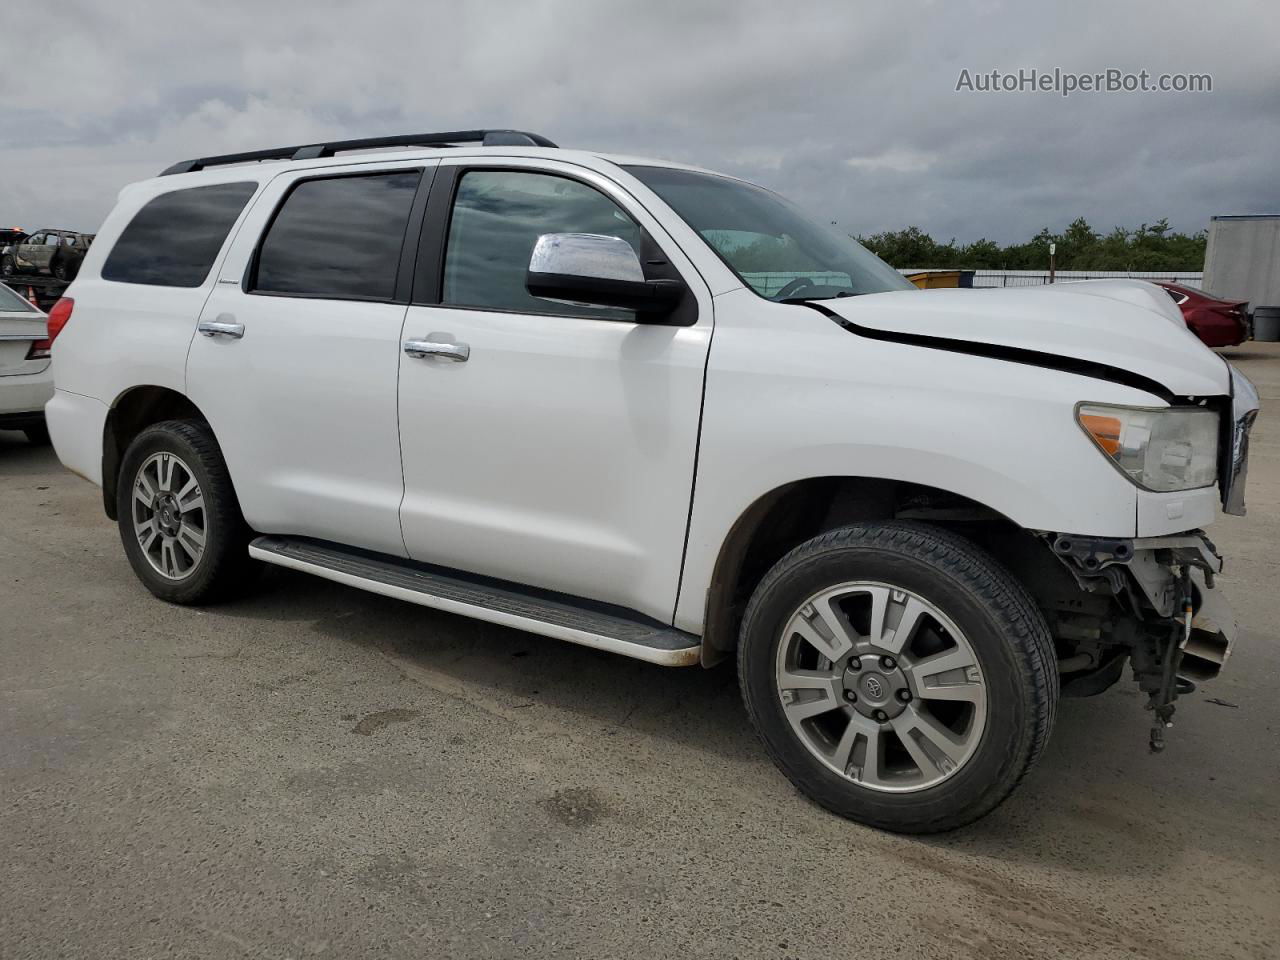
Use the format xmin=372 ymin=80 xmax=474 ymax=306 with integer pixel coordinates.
xmin=737 ymin=521 xmax=1058 ymax=834
xmin=116 ymin=419 xmax=259 ymax=604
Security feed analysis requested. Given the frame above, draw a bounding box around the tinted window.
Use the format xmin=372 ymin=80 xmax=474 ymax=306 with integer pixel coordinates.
xmin=443 ymin=170 xmax=641 ymax=319
xmin=254 ymin=172 xmax=420 ymax=300
xmin=102 ymin=182 xmax=257 ymax=287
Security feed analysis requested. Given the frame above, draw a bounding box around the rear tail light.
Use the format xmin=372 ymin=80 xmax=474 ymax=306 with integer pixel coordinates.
xmin=28 ymin=297 xmax=73 ymax=360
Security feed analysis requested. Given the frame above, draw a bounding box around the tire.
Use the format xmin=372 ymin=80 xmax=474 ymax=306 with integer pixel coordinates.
xmin=51 ymin=257 xmax=70 ymax=281
xmin=0 ymin=255 xmax=14 ymax=278
xmin=23 ymin=423 xmax=50 ymax=445
xmin=116 ymin=419 xmax=259 ymax=604
xmin=738 ymin=521 xmax=1057 ymax=834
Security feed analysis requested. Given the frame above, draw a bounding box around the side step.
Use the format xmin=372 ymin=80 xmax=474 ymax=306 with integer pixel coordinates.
xmin=249 ymin=536 xmax=702 ymax=667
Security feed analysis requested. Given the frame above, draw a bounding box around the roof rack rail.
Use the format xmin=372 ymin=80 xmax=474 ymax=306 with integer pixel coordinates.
xmin=159 ymin=129 xmax=558 ymax=176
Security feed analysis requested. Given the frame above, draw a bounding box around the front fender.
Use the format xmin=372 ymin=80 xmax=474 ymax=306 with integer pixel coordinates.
xmin=673 ymin=292 xmax=1156 ymax=633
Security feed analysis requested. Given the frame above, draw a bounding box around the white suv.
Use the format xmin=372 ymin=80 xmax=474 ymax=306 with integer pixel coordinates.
xmin=46 ymin=129 xmax=1257 ymax=832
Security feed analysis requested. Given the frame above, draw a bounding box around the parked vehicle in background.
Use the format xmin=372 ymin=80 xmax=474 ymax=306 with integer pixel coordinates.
xmin=44 ymin=129 xmax=1257 ymax=833
xmin=1 ymin=229 xmax=94 ymax=282
xmin=1153 ymin=280 xmax=1250 ymax=348
xmin=0 ymin=282 xmax=57 ymax=444
xmin=0 ymin=227 xmax=27 ymax=249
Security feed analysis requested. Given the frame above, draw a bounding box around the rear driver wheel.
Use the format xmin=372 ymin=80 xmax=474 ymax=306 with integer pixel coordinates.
xmin=116 ymin=419 xmax=258 ymax=604
xmin=738 ymin=521 xmax=1057 ymax=833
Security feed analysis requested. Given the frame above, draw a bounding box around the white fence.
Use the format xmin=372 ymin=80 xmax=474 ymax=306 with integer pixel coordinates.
xmin=902 ymin=269 xmax=1203 ymax=290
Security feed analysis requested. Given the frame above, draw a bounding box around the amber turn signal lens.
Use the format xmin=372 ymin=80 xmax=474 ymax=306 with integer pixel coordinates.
xmin=1080 ymin=413 xmax=1123 ymax=456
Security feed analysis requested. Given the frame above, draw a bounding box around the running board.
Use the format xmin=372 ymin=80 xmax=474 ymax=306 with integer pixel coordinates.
xmin=248 ymin=536 xmax=702 ymax=667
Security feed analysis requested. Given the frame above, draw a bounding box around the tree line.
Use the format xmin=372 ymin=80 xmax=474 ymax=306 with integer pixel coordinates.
xmin=857 ymin=218 xmax=1206 ymax=271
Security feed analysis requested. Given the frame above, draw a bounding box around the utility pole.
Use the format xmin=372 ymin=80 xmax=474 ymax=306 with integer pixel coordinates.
xmin=1049 ymin=242 xmax=1056 ymax=284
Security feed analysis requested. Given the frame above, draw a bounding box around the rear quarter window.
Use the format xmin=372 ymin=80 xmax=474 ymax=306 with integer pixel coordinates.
xmin=0 ymin=283 xmax=39 ymax=312
xmin=102 ymin=181 xmax=258 ymax=287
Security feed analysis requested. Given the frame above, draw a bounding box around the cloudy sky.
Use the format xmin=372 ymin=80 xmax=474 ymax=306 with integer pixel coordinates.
xmin=1 ymin=0 xmax=1276 ymax=244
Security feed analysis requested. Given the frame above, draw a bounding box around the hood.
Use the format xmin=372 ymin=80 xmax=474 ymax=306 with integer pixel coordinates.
xmin=821 ymin=280 xmax=1228 ymax=399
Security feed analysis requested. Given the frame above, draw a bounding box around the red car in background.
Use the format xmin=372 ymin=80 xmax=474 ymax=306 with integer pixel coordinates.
xmin=1153 ymin=280 xmax=1250 ymax=348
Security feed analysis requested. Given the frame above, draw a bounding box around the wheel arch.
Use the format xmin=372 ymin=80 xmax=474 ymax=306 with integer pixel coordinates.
xmin=697 ymin=475 xmax=1031 ymax=665
xmin=101 ymin=385 xmax=208 ymax=520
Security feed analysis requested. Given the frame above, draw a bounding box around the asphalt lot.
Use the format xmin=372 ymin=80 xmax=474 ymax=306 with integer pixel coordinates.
xmin=2 ymin=345 xmax=1278 ymax=960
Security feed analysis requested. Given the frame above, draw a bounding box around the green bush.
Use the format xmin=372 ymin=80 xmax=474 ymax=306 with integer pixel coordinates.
xmin=859 ymin=218 xmax=1206 ymax=271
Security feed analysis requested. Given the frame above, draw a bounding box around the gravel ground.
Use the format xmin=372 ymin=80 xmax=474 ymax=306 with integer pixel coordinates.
xmin=2 ymin=344 xmax=1277 ymax=960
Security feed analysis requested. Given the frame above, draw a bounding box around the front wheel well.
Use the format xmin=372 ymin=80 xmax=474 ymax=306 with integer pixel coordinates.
xmin=700 ymin=477 xmax=1061 ymax=663
xmin=101 ymin=386 xmax=206 ymax=520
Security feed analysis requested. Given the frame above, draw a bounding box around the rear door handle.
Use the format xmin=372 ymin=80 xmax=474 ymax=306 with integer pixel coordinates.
xmin=198 ymin=317 xmax=245 ymax=339
xmin=404 ymin=336 xmax=469 ymax=362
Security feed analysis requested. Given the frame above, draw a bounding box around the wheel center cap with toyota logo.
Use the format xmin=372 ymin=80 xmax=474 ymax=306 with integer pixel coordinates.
xmin=860 ymin=673 xmax=888 ymax=702
xmin=844 ymin=657 xmax=911 ymax=721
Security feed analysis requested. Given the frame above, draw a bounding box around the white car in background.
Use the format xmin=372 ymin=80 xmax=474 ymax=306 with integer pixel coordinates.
xmin=0 ymin=282 xmax=56 ymax=444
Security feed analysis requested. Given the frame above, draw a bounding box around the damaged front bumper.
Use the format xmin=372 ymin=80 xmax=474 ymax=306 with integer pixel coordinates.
xmin=1051 ymin=530 xmax=1238 ymax=678
xmin=1123 ymin=533 xmax=1238 ymax=682
xmin=1049 ymin=529 xmax=1237 ymax=750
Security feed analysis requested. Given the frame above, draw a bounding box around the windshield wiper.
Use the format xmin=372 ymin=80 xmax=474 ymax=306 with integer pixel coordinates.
xmin=776 ymin=291 xmax=858 ymax=304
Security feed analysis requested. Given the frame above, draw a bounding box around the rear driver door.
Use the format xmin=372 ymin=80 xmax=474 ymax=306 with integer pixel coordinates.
xmin=187 ymin=161 xmax=435 ymax=557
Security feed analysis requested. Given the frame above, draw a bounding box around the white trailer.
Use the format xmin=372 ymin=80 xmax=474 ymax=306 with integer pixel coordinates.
xmin=1203 ymin=215 xmax=1280 ymax=308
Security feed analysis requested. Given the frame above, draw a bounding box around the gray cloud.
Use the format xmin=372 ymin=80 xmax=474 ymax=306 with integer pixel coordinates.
xmin=1 ymin=0 xmax=1277 ymax=242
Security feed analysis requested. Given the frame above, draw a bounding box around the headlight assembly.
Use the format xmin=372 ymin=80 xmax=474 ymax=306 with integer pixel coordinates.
xmin=1077 ymin=403 xmax=1219 ymax=492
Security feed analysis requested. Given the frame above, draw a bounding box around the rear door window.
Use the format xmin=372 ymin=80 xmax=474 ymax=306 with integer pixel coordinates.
xmin=102 ymin=182 xmax=258 ymax=287
xmin=251 ymin=171 xmax=421 ymax=301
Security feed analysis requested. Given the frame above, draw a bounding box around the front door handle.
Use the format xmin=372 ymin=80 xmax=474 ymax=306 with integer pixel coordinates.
xmin=404 ymin=336 xmax=469 ymax=362
xmin=198 ymin=317 xmax=245 ymax=339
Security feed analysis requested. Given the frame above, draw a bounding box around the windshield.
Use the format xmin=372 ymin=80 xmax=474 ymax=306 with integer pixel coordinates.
xmin=0 ymin=283 xmax=39 ymax=313
xmin=625 ymin=166 xmax=913 ymax=301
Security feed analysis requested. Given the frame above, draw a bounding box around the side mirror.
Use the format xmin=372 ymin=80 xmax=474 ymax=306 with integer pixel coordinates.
xmin=526 ymin=233 xmax=684 ymax=314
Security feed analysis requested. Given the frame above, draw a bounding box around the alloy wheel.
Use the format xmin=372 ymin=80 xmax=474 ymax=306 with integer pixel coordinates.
xmin=131 ymin=452 xmax=207 ymax=580
xmin=775 ymin=581 xmax=987 ymax=792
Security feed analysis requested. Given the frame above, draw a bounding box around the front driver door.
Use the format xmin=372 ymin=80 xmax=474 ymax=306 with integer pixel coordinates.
xmin=397 ymin=161 xmax=712 ymax=622
xmin=15 ymin=233 xmax=43 ymax=271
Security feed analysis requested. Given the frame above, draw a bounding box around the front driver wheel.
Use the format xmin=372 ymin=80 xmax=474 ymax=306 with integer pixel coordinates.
xmin=116 ymin=419 xmax=258 ymax=604
xmin=738 ymin=521 xmax=1057 ymax=833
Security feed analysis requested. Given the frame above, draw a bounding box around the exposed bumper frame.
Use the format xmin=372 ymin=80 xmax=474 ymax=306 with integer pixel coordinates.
xmin=1050 ymin=530 xmax=1237 ymax=683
